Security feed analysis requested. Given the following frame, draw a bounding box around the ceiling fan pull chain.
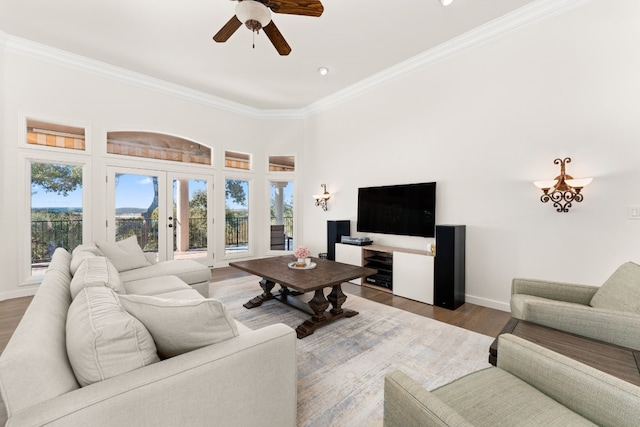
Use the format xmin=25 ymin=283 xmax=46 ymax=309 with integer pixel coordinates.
xmin=252 ymin=30 xmax=255 ymax=49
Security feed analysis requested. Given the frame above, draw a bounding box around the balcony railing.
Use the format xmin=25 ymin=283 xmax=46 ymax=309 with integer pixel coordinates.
xmin=31 ymin=219 xmax=83 ymax=263
xmin=31 ymin=215 xmax=292 ymax=265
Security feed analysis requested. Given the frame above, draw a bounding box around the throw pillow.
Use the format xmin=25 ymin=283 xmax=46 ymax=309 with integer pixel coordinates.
xmin=66 ymin=287 xmax=159 ymax=387
xmin=119 ymin=294 xmax=239 ymax=358
xmin=95 ymin=235 xmax=152 ymax=272
xmin=590 ymin=261 xmax=640 ymax=314
xmin=69 ymin=256 xmax=125 ymax=300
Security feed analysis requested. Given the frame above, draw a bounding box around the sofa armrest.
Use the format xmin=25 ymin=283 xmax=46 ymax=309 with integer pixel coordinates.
xmin=497 ymin=334 xmax=640 ymax=427
xmin=383 ymin=370 xmax=473 ymax=427
xmin=520 ymin=299 xmax=640 ymax=350
xmin=6 ymin=324 xmax=296 ymax=427
xmin=511 ymin=278 xmax=598 ymax=305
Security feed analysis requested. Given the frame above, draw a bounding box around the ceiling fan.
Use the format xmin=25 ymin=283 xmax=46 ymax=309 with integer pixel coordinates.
xmin=213 ymin=0 xmax=324 ymax=56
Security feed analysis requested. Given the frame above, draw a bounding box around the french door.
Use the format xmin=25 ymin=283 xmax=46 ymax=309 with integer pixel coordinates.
xmin=107 ymin=167 xmax=214 ymax=265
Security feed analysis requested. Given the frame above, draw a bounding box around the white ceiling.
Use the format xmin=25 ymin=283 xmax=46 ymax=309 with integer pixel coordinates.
xmin=0 ymin=0 xmax=548 ymax=110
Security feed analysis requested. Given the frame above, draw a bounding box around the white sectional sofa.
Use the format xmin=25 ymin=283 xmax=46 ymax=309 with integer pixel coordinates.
xmin=0 ymin=244 xmax=297 ymax=426
xmin=72 ymin=236 xmax=212 ymax=297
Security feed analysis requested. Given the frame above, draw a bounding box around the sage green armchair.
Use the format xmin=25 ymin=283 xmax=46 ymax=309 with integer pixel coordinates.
xmin=384 ymin=334 xmax=640 ymax=427
xmin=510 ymin=261 xmax=640 ymax=351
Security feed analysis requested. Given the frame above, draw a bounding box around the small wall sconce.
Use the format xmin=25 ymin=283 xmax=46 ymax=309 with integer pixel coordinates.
xmin=533 ymin=157 xmax=593 ymax=212
xmin=313 ymin=184 xmax=331 ymax=211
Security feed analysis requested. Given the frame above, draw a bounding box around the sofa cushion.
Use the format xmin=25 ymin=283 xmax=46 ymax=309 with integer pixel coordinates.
xmin=95 ymin=235 xmax=152 ymax=272
xmin=123 ymin=275 xmax=192 ymax=296
xmin=69 ymin=256 xmax=126 ymax=300
xmin=119 ymin=295 xmax=239 ymax=358
xmin=66 ymin=287 xmax=159 ymax=387
xmin=590 ymin=262 xmax=640 ymax=314
xmin=153 ymin=288 xmax=206 ymax=300
xmin=70 ymin=250 xmax=97 ymax=276
xmin=118 ymin=259 xmax=210 ymax=286
xmin=432 ymin=368 xmax=596 ymax=426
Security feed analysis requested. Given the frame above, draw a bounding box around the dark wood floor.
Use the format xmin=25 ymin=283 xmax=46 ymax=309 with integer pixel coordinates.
xmin=212 ymin=267 xmax=511 ymax=337
xmin=1 ymin=267 xmax=511 ymax=354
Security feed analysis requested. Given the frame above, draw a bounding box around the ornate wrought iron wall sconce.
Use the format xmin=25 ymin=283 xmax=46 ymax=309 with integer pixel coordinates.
xmin=313 ymin=184 xmax=331 ymax=211
xmin=533 ymin=157 xmax=592 ymax=212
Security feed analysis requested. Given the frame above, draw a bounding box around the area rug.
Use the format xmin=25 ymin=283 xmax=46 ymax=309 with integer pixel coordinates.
xmin=209 ymin=276 xmax=493 ymax=427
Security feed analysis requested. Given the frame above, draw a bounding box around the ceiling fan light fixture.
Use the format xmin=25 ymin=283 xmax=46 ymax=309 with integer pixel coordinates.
xmin=236 ymin=0 xmax=271 ymax=30
xmin=440 ymin=0 xmax=454 ymax=6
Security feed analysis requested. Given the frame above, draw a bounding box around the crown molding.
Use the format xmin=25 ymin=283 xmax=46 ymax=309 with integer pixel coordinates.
xmin=300 ymin=0 xmax=594 ymax=117
xmin=1 ymin=0 xmax=593 ymax=121
xmin=1 ymin=31 xmax=277 ymax=119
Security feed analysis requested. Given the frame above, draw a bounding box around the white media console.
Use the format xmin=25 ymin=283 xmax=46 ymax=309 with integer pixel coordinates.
xmin=335 ymin=243 xmax=434 ymax=305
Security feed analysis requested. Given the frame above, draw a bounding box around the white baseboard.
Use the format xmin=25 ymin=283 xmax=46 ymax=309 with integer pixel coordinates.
xmin=0 ymin=287 xmax=37 ymax=301
xmin=465 ymin=294 xmax=511 ymax=313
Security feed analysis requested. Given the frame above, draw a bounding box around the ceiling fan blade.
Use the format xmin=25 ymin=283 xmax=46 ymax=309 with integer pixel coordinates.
xmin=213 ymin=15 xmax=242 ymax=42
xmin=263 ymin=21 xmax=292 ymax=56
xmin=267 ymin=0 xmax=324 ymax=17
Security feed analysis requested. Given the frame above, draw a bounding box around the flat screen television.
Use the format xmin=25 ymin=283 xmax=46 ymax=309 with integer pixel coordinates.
xmin=357 ymin=182 xmax=436 ymax=238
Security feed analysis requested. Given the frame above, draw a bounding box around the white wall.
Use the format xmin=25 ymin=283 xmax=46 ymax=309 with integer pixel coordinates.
xmin=0 ymin=47 xmax=304 ymax=300
xmin=302 ymin=0 xmax=640 ymax=310
xmin=2 ymin=0 xmax=639 ymax=310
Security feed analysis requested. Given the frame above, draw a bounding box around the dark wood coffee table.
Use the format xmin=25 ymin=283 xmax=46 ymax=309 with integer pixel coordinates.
xmin=490 ymin=318 xmax=640 ymax=386
xmin=229 ymin=255 xmax=376 ymax=339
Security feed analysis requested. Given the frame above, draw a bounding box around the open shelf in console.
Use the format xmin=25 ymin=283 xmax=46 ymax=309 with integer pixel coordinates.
xmin=362 ymin=247 xmax=394 ymax=291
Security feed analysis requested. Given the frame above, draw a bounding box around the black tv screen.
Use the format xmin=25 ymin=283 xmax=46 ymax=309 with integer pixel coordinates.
xmin=357 ymin=182 xmax=436 ymax=238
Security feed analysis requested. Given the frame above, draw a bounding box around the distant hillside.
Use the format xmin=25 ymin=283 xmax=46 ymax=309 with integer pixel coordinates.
xmin=32 ymin=207 xmax=82 ymax=214
xmin=116 ymin=207 xmax=147 ymax=215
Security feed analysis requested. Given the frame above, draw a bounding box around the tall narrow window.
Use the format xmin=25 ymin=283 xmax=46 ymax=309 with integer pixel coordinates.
xmin=270 ymin=181 xmax=294 ymax=251
xmin=30 ymin=162 xmax=83 ymax=275
xmin=225 ymin=179 xmax=249 ymax=254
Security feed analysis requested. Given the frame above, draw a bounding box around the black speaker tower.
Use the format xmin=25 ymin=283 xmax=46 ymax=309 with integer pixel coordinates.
xmin=434 ymin=225 xmax=466 ymax=310
xmin=327 ymin=220 xmax=350 ymax=261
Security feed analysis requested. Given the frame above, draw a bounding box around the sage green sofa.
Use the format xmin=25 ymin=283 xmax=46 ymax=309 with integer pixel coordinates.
xmin=384 ymin=334 xmax=640 ymax=426
xmin=0 ymin=248 xmax=297 ymax=426
xmin=510 ymin=261 xmax=640 ymax=351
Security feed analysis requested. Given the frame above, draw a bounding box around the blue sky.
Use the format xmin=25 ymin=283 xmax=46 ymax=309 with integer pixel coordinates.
xmin=31 ymin=174 xmax=292 ymax=210
xmin=31 ymin=184 xmax=82 ymax=208
xmin=31 ymin=174 xmax=208 ymax=209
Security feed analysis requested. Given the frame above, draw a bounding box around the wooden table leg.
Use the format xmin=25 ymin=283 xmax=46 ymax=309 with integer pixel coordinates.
xmin=308 ymin=289 xmax=330 ymax=322
xmin=243 ymin=278 xmax=276 ymax=309
xmin=295 ymin=289 xmax=330 ymax=338
xmin=328 ymin=283 xmax=346 ymax=315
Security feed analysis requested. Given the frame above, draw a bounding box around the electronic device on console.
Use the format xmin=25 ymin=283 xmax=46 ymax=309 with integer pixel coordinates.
xmin=340 ymin=236 xmax=373 ymax=246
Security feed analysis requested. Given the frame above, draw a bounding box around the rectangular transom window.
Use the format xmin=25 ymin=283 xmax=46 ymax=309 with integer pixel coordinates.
xmin=225 ymin=151 xmax=251 ymax=170
xmin=269 ymin=155 xmax=295 ymax=172
xmin=26 ymin=119 xmax=86 ymax=151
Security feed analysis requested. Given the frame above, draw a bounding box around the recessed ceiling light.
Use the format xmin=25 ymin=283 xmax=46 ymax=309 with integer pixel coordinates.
xmin=318 ymin=67 xmax=329 ymax=76
xmin=440 ymin=0 xmax=454 ymax=5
